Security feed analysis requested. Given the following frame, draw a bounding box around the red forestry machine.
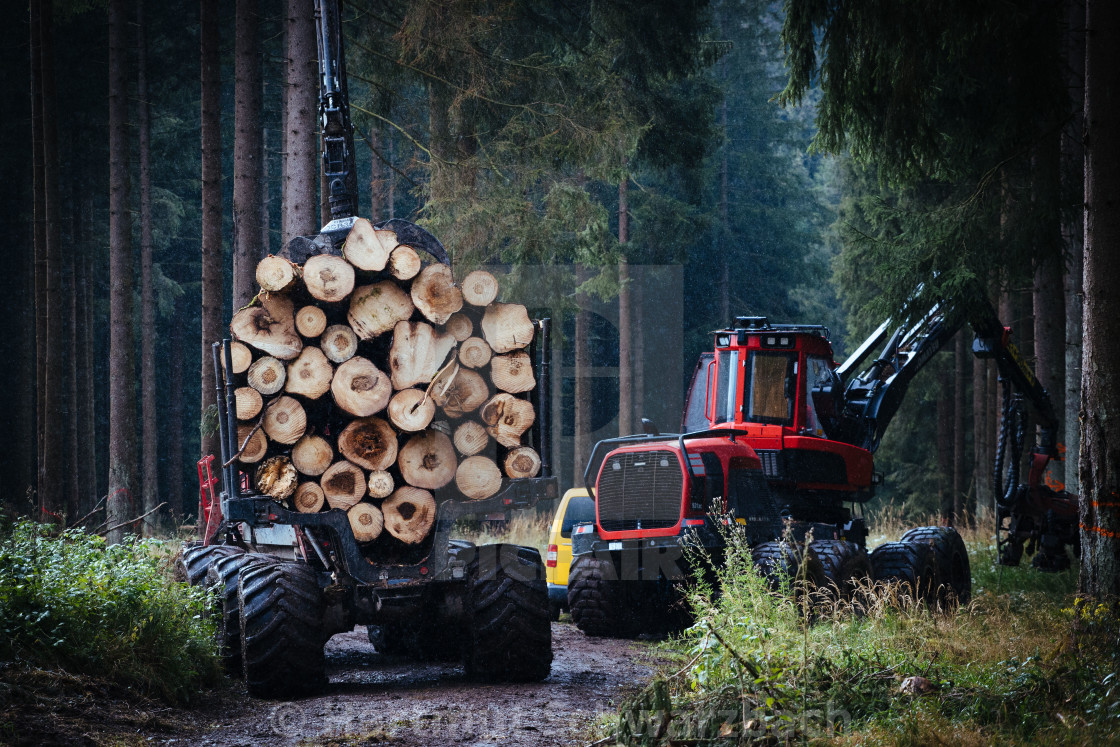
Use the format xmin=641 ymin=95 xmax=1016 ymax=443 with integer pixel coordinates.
xmin=568 ymin=285 xmax=1078 ymax=636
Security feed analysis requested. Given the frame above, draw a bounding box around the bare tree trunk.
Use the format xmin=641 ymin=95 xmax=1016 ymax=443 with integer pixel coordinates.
xmin=428 ymin=80 xmax=452 ymax=210
xmin=107 ymin=0 xmax=136 ymax=544
xmin=973 ymin=354 xmax=990 ymax=518
xmin=387 ymin=128 xmax=395 ymax=220
xmin=573 ymin=279 xmax=592 ymax=487
xmin=719 ymin=94 xmax=730 ymax=325
xmin=74 ymin=238 xmax=95 ymax=515
xmin=1063 ymin=0 xmax=1087 ymax=498
xmin=40 ymin=0 xmax=68 ymax=522
xmin=370 ymin=126 xmax=385 ymax=219
xmin=200 ymin=0 xmax=223 ymax=467
xmin=938 ymin=354 xmax=954 ymax=523
xmin=30 ymin=0 xmax=46 ymax=512
xmin=233 ymin=0 xmax=263 ymax=310
xmin=953 ymin=332 xmax=968 ymax=523
xmin=1079 ymin=0 xmax=1120 ymax=597
xmin=617 ymin=174 xmax=631 ymax=437
xmin=137 ymin=0 xmax=159 ymax=535
xmin=282 ymin=0 xmax=316 ymax=249
xmin=168 ymin=305 xmax=185 ymax=523
xmin=633 ymin=280 xmax=644 ymax=428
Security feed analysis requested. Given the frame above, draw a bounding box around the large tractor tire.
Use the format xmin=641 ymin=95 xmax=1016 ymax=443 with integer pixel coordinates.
xmin=239 ymin=560 xmax=327 ymax=699
xmin=810 ymin=539 xmax=872 ymax=601
xmin=206 ymin=552 xmax=279 ymax=675
xmin=901 ymin=526 xmax=971 ymax=605
xmin=871 ymin=541 xmax=939 ymax=605
xmin=750 ymin=540 xmax=827 ymax=594
xmin=567 ymin=555 xmax=636 ymax=638
xmin=464 ymin=544 xmax=552 ymax=682
xmin=175 ymin=543 xmax=243 ymax=586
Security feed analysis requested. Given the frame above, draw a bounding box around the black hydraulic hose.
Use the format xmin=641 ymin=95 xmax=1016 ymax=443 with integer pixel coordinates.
xmin=994 ymin=382 xmax=1026 ymax=510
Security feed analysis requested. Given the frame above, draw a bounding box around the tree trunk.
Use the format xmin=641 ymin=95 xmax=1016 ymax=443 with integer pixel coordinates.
xmin=481 ymin=393 xmax=535 ymax=448
xmin=388 ymin=246 xmax=421 ymax=281
xmin=633 ymin=280 xmax=644 ymax=427
xmin=321 ymin=324 xmax=358 ymax=363
xmin=107 ymin=0 xmax=136 ymax=544
xmin=463 ymin=270 xmax=499 ymax=307
xmin=1063 ymin=0 xmax=1087 ymax=499
xmin=167 ymin=302 xmax=185 ymax=521
xmin=295 ymin=305 xmax=327 ymax=338
xmin=388 ymin=321 xmax=456 ymax=389
xmin=262 ymin=395 xmax=308 ymax=445
xmin=367 ymin=470 xmax=394 ymax=499
xmin=1079 ymin=0 xmax=1120 ymax=597
xmin=137 ymin=0 xmax=159 ymax=535
xmin=231 ymin=306 xmax=303 ymax=360
xmin=256 ymin=456 xmax=297 ymax=500
xmin=247 ymin=356 xmax=287 ymax=395
xmin=618 ymin=173 xmax=632 ymax=438
xmin=39 ymin=0 xmax=68 ymax=522
xmin=348 ymin=503 xmax=384 ymax=542
xmin=504 ymin=446 xmax=541 ymax=479
xmin=459 ymin=337 xmax=492 ymax=369
xmin=200 ymin=0 xmax=224 ymax=469
xmin=937 ymin=353 xmax=954 ymax=524
xmin=973 ymin=354 xmax=990 ymax=518
xmin=433 ymin=368 xmax=488 ymax=419
xmin=490 ymin=351 xmax=535 ymax=393
xmin=573 ymin=296 xmax=591 ymax=486
xmin=302 ymin=254 xmax=355 ymax=303
xmin=953 ymin=332 xmax=968 ymax=522
xmin=294 ymin=481 xmax=326 ymax=513
xmin=30 ymin=0 xmax=46 ymax=514
xmin=481 ymin=303 xmax=534 ymax=353
xmin=233 ymin=0 xmax=263 ymax=310
xmin=348 ymin=281 xmax=414 ymax=340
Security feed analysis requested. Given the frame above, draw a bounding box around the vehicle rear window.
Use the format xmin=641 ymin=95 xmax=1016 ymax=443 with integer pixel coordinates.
xmin=560 ymin=495 xmax=596 ymax=538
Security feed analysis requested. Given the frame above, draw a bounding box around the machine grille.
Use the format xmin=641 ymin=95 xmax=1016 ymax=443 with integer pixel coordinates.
xmin=597 ymin=450 xmax=684 ymax=532
xmin=755 ymin=449 xmax=783 ymax=479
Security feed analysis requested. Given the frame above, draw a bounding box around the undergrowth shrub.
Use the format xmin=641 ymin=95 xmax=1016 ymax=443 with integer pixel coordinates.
xmin=0 ymin=520 xmax=221 ymax=703
xmin=611 ymin=524 xmax=1120 ymax=746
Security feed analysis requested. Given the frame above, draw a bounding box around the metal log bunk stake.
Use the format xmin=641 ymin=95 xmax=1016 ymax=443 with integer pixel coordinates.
xmin=536 ymin=318 xmax=552 ymax=478
xmin=222 ymin=339 xmax=242 ymax=499
xmin=211 ymin=342 xmax=232 ymax=498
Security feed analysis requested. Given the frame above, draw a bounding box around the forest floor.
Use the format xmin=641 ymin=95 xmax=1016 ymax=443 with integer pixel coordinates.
xmin=1 ymin=621 xmax=664 ymax=746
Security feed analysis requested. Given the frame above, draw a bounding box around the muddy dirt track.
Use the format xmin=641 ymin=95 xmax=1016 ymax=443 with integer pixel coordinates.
xmin=3 ymin=622 xmax=665 ymax=746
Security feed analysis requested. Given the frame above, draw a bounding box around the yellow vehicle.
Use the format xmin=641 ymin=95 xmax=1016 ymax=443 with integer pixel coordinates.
xmin=545 ymin=488 xmax=596 ymax=620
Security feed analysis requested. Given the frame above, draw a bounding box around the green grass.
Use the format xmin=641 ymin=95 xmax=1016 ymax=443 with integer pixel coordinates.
xmin=606 ymin=525 xmax=1120 ymax=746
xmin=451 ymin=511 xmax=552 ymax=562
xmin=0 ymin=520 xmax=222 ymax=704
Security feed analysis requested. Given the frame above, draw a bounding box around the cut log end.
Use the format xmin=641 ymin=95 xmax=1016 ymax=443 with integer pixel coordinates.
xmin=343 ymin=218 xmax=396 ymax=272
xmin=453 ymin=420 xmax=490 ymax=457
xmin=304 ymin=254 xmax=356 ymax=303
xmin=262 ymin=395 xmax=308 ymax=445
xmin=256 ymin=456 xmax=298 ymax=500
xmin=367 ymin=470 xmax=395 ymax=499
xmin=294 ymin=482 xmax=326 ymax=513
xmin=388 ymin=245 xmax=422 ymax=280
xmin=411 ymin=263 xmax=463 ymax=325
xmin=322 ymin=324 xmax=358 ymax=364
xmin=235 ymin=386 xmax=263 ymax=420
xmin=459 ymin=337 xmax=493 ymax=369
xmin=338 ymin=416 xmax=398 ymax=471
xmin=295 ymin=305 xmax=328 ymax=338
xmin=321 ymin=460 xmax=367 ymax=510
xmin=434 ymin=368 xmax=490 ymax=419
xmin=388 ymin=388 xmax=436 ymax=432
xmin=382 ymin=487 xmax=436 ymax=544
xmin=348 ymin=281 xmax=415 ymax=341
xmin=231 ymin=305 xmax=302 ymax=360
xmin=481 ymin=302 xmax=534 ymax=353
xmin=462 ymin=269 xmax=499 ymax=306
xmin=445 ymin=311 xmax=474 ymax=342
xmin=285 ymin=346 xmax=334 ymax=399
xmin=480 ymin=393 xmax=535 ymax=448
xmin=247 ymin=356 xmax=287 ymax=395
xmin=503 ymin=446 xmax=541 ymax=479
xmin=398 ymin=430 xmax=457 ymax=490
xmin=332 ymin=356 xmax=392 ymax=417
xmin=256 ymin=255 xmax=301 ymax=292
xmin=229 ymin=342 xmax=253 ymax=374
xmin=389 ymin=321 xmax=456 ymax=390
xmin=291 ymin=434 xmax=334 ymax=476
xmin=347 ymin=502 xmax=385 ymax=542
xmin=236 ymin=424 xmax=268 ymax=464
xmin=490 ymin=351 xmax=535 ymax=393
xmin=455 ymin=455 xmax=502 ymax=500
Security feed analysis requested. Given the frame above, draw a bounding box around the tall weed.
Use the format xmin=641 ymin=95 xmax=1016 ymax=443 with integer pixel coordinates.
xmin=0 ymin=521 xmax=221 ymax=703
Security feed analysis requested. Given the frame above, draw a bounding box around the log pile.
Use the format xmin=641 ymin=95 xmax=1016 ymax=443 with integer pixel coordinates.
xmin=228 ymin=218 xmax=541 ymax=554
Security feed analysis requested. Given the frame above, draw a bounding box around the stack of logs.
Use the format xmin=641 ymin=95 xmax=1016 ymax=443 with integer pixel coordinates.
xmin=228 ymin=217 xmax=541 ymax=551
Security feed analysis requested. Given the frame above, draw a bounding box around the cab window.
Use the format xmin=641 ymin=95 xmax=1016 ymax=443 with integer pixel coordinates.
xmin=803 ymin=356 xmax=832 ymax=436
xmin=560 ymin=495 xmax=596 ymax=538
xmin=746 ymin=352 xmax=793 ymax=424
